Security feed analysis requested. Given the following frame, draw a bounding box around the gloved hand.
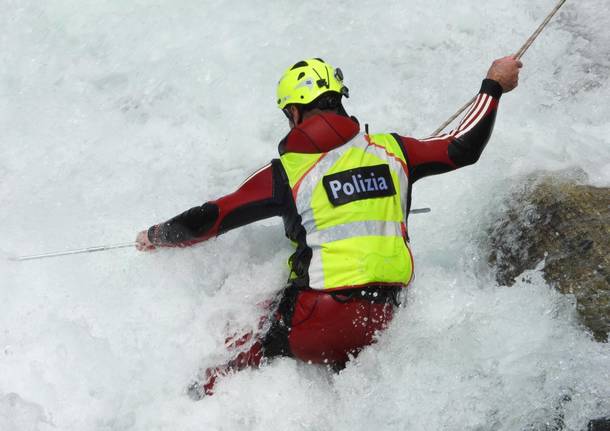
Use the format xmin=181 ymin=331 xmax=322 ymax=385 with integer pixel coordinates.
xmin=135 ymin=230 xmax=155 ymax=251
xmin=486 ymin=55 xmax=523 ymax=93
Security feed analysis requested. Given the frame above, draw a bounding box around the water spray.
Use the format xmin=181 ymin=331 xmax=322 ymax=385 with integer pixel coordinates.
xmin=431 ymin=0 xmax=568 ymax=136
xmin=17 ymin=0 xmax=543 ymax=264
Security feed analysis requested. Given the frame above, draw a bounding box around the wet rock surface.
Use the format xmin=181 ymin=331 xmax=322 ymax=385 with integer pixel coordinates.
xmin=488 ymin=174 xmax=610 ymax=342
xmin=588 ymin=417 xmax=610 ymax=431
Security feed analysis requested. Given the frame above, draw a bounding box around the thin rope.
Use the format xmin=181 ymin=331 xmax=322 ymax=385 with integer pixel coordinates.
xmin=11 ymin=242 xmax=136 ymax=261
xmin=431 ymin=0 xmax=567 ymax=136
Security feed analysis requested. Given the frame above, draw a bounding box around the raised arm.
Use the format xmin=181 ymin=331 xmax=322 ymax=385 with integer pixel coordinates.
xmin=398 ymin=56 xmax=522 ymax=183
xmin=136 ymin=160 xmax=288 ymax=250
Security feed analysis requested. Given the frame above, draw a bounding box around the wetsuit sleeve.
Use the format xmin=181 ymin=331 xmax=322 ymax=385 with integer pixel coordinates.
xmin=147 ymin=160 xmax=288 ymax=247
xmin=398 ymin=79 xmax=503 ymax=183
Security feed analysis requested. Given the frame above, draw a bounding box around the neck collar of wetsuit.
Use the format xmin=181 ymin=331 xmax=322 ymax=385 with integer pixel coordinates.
xmin=278 ymin=113 xmax=360 ymax=155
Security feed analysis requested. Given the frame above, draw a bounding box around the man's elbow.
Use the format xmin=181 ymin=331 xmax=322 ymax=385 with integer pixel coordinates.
xmin=448 ymin=138 xmax=488 ymax=167
xmin=457 ymin=150 xmax=484 ymax=167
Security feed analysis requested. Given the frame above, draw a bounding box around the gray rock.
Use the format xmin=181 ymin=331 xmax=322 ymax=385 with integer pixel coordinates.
xmin=488 ymin=174 xmax=610 ymax=342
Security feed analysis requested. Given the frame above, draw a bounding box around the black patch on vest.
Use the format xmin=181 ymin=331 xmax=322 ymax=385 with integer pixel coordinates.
xmin=322 ymin=164 xmax=396 ymax=206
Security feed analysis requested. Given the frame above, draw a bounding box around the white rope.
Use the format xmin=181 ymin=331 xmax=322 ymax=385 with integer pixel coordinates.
xmin=10 ymin=242 xmax=136 ymax=261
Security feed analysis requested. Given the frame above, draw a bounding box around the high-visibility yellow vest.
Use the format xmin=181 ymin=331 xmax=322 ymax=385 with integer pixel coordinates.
xmin=279 ymin=133 xmax=414 ymax=290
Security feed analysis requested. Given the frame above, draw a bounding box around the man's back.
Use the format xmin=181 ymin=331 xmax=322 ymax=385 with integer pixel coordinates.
xmin=136 ymin=56 xmax=523 ymax=397
xmin=279 ymin=129 xmax=413 ymax=290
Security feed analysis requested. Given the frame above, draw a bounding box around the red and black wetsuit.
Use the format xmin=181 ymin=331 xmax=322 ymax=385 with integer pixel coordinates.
xmin=149 ymin=79 xmax=503 ymax=397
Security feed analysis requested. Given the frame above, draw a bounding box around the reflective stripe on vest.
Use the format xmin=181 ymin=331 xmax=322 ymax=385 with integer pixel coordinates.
xmin=280 ymin=132 xmax=414 ymax=290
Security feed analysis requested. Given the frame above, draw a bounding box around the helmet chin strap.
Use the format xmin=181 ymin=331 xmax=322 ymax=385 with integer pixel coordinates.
xmin=294 ymin=105 xmax=304 ymax=125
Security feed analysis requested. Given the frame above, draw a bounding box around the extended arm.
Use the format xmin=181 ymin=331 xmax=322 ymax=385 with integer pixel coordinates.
xmin=136 ymin=161 xmax=288 ymax=250
xmin=398 ymin=56 xmax=522 ymax=183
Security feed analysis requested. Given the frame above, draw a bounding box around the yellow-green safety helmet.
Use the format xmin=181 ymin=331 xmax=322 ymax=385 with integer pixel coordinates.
xmin=276 ymin=58 xmax=349 ymax=110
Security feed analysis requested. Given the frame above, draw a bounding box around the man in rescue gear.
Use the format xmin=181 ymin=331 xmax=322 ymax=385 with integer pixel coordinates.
xmin=136 ymin=56 xmax=522 ymax=397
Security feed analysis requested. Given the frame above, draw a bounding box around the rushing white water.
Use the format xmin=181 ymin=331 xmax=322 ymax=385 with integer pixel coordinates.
xmin=1 ymin=0 xmax=609 ymax=430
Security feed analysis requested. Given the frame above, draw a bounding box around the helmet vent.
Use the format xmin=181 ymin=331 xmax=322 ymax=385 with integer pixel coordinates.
xmin=290 ymin=61 xmax=308 ymax=70
xmin=297 ymin=72 xmax=305 ymax=80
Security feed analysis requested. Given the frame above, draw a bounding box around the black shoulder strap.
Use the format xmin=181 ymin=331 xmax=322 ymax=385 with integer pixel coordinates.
xmin=390 ymin=133 xmax=413 ymax=236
